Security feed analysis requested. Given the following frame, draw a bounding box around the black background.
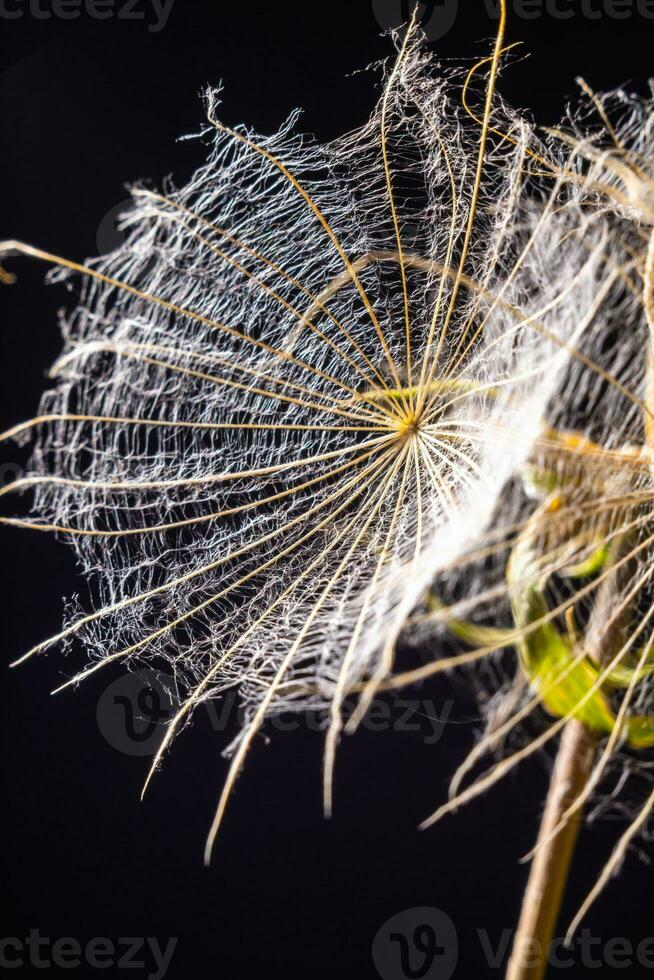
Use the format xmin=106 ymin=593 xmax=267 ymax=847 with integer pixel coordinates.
xmin=1 ymin=2 xmax=654 ymax=978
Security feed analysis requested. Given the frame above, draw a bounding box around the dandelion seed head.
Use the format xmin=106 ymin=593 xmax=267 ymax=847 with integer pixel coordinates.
xmin=0 ymin=31 xmax=560 ymax=828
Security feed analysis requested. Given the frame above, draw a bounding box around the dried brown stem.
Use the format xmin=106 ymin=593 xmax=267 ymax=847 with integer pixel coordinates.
xmin=505 ymin=720 xmax=597 ymax=980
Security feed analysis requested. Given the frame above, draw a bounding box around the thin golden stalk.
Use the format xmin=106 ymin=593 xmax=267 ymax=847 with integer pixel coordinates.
xmin=506 ymin=721 xmax=597 ymax=980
